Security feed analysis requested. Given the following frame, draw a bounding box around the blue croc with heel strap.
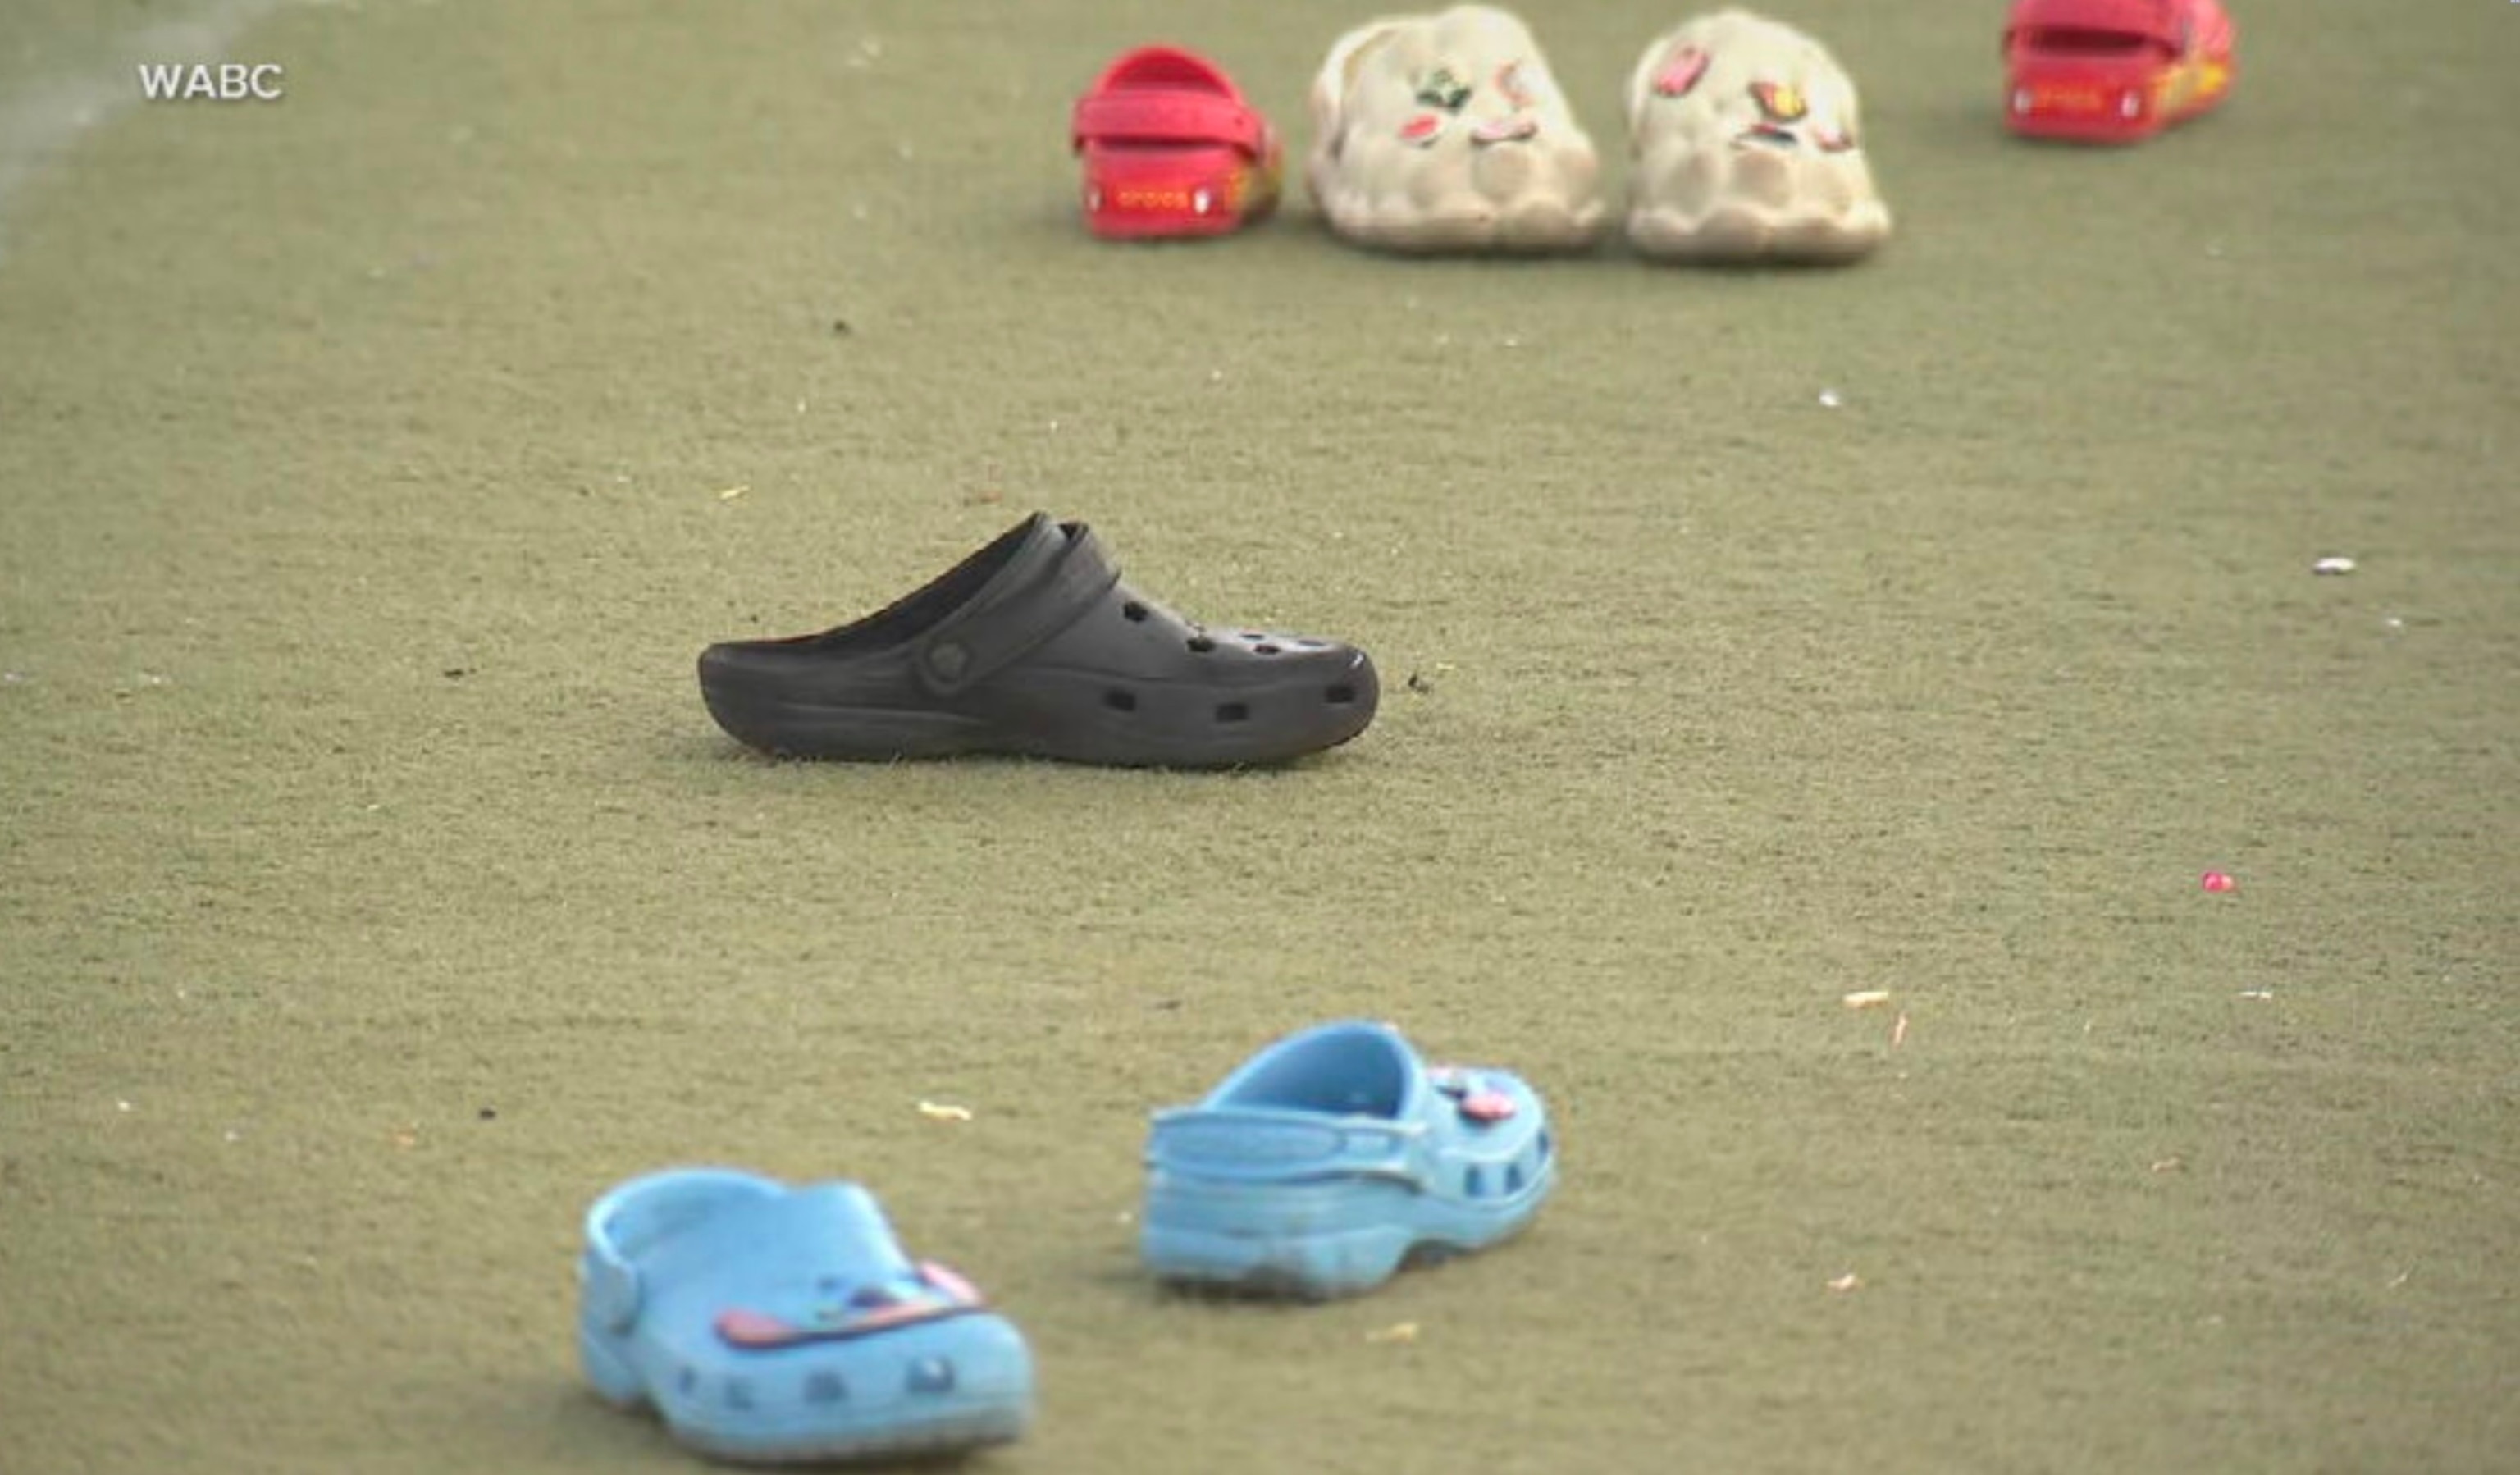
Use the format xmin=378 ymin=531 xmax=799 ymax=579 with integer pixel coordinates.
xmin=578 ymin=1168 xmax=1034 ymax=1464
xmin=1139 ymin=1020 xmax=1556 ymax=1299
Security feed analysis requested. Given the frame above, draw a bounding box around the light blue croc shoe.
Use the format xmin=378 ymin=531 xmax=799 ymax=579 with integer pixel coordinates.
xmin=578 ymin=1168 xmax=1034 ymax=1464
xmin=1139 ymin=1020 xmax=1557 ymax=1299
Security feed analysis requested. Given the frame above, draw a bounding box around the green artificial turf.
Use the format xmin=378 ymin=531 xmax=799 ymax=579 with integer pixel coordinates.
xmin=1 ymin=1 xmax=2513 ymax=1472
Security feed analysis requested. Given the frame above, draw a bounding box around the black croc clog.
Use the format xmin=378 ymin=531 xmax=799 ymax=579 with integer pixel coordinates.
xmin=698 ymin=515 xmax=1378 ymax=767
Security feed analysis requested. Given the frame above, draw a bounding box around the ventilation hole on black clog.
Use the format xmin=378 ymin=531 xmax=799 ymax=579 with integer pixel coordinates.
xmin=1186 ymin=635 xmax=1216 ymax=654
xmin=1326 ymin=684 xmax=1356 ymax=706
xmin=1104 ymin=689 xmax=1138 ymax=713
xmin=1215 ymin=701 xmax=1250 ymax=724
xmin=1295 ymin=638 xmax=1327 ymax=649
xmin=1253 ymin=643 xmax=1282 ymax=656
xmin=1239 ymin=631 xmax=1266 ymax=641
xmin=1505 ymin=1162 xmax=1526 ymax=1194
xmin=1464 ymin=1166 xmax=1489 ymax=1198
xmin=1121 ymin=601 xmax=1149 ymax=623
xmin=802 ymin=1371 xmax=847 ymax=1404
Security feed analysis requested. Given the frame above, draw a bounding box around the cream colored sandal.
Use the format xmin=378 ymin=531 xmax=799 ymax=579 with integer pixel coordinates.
xmin=1306 ymin=5 xmax=1605 ymax=254
xmin=1625 ymin=9 xmax=1892 ymax=264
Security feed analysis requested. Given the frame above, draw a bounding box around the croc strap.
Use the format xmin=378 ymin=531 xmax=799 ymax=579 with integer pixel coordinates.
xmin=1146 ymin=1106 xmax=1423 ymax=1186
xmin=581 ymin=1168 xmax=785 ymax=1335
xmin=582 ymin=1247 xmax=641 ymax=1336
xmin=914 ymin=523 xmax=1120 ymax=696
xmin=1072 ymin=92 xmax=1270 ymax=160
xmin=2005 ymin=0 xmax=2185 ymax=51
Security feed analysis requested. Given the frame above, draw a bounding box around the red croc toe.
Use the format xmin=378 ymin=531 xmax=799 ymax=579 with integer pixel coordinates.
xmin=1071 ymin=46 xmax=1282 ymax=240
xmin=2003 ymin=0 xmax=2236 ymax=144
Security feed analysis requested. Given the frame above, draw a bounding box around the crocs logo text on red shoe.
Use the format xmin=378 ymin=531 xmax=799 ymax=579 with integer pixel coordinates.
xmin=1109 ymin=185 xmax=1221 ymax=216
xmin=2019 ymin=81 xmax=2107 ymax=114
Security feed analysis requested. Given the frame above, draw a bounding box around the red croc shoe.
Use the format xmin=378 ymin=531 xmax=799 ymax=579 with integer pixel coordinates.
xmin=2002 ymin=0 xmax=2235 ymax=144
xmin=1071 ymin=46 xmax=1282 ymax=239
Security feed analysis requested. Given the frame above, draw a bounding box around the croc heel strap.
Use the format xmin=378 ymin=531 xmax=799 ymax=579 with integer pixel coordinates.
xmin=915 ymin=525 xmax=1118 ymax=696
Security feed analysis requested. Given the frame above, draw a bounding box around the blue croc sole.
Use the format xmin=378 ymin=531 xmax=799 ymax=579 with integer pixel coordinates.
xmin=578 ymin=1169 xmax=1034 ymax=1465
xmin=1139 ymin=1020 xmax=1557 ymax=1299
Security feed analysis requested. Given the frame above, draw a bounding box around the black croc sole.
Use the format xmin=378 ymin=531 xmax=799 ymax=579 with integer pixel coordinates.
xmin=699 ymin=515 xmax=1379 ymax=768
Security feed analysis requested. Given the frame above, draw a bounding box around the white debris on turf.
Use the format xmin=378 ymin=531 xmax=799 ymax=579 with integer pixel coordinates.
xmin=1818 ymin=387 xmax=1843 ymax=409
xmin=1842 ymin=989 xmax=1891 ymax=1009
xmin=2312 ymin=555 xmax=2356 ymax=575
xmin=916 ymin=1099 xmax=974 ymax=1122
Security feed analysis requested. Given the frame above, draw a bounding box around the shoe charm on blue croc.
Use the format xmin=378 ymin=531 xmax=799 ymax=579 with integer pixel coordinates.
xmin=578 ymin=1169 xmax=1034 ymax=1464
xmin=1139 ymin=1020 xmax=1557 ymax=1299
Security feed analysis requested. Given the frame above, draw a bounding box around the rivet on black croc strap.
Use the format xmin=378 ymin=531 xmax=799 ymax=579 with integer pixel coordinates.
xmin=913 ymin=523 xmax=1119 ymax=696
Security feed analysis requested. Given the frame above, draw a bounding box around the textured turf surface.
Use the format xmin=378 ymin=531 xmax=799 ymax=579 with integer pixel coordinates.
xmin=2 ymin=2 xmax=2513 ymax=1472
